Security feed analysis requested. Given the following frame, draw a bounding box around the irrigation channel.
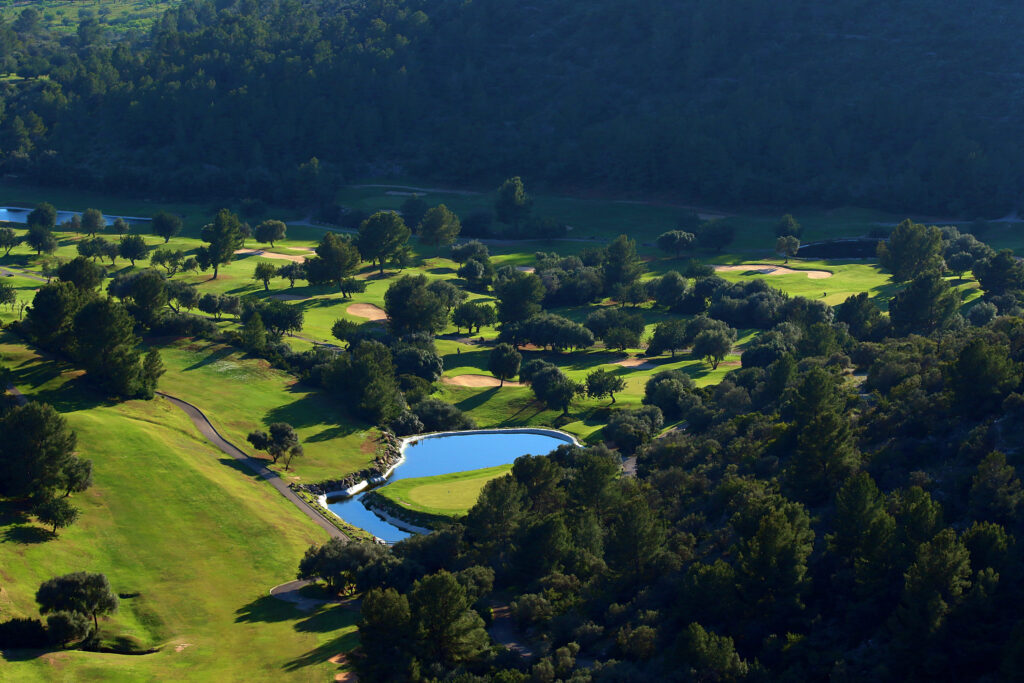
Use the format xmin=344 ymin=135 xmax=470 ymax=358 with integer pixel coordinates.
xmin=325 ymin=430 xmax=579 ymax=543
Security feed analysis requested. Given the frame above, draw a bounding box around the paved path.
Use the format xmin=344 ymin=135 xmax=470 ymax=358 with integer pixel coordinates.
xmin=157 ymin=391 xmax=347 ymax=541
xmin=4 ymin=383 xmax=27 ymax=406
xmin=269 ymin=579 xmax=334 ymax=612
xmin=0 ymin=265 xmax=45 ymax=282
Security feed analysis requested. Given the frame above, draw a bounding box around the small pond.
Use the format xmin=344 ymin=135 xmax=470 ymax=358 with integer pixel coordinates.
xmin=326 ymin=430 xmax=576 ymax=543
xmin=0 ymin=206 xmax=151 ymax=227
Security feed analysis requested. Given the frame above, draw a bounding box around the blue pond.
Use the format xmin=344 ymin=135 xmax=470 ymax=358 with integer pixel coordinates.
xmin=0 ymin=206 xmax=151 ymax=227
xmin=326 ymin=430 xmax=575 ymax=543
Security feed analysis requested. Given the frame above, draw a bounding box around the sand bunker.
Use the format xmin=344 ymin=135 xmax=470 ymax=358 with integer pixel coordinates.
xmin=442 ymin=374 xmax=521 ymax=387
xmin=347 ymin=303 xmax=388 ymax=321
xmin=714 ymin=264 xmax=832 ymax=279
xmin=516 ymin=266 xmax=536 ymax=273
xmin=615 ymin=357 xmax=657 ymax=370
xmin=234 ymin=248 xmax=307 ymax=263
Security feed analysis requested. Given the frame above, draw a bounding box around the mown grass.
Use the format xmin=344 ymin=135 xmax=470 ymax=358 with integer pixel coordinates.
xmin=0 ymin=334 xmax=357 ymax=681
xmin=0 ymin=2 xmax=181 ymax=37
xmin=376 ymin=464 xmax=513 ymax=517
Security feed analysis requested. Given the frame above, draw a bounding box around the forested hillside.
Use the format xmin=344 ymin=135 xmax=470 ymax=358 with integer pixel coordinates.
xmin=1 ymin=0 xmax=1022 ymax=214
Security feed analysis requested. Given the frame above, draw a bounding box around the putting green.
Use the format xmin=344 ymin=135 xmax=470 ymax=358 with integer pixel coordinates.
xmin=376 ymin=464 xmax=513 ymax=517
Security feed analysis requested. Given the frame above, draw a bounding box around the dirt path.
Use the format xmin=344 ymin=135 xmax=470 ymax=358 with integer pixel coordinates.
xmin=234 ymin=248 xmax=307 ymax=263
xmin=156 ymin=392 xmax=347 ymax=541
xmin=347 ymin=303 xmax=387 ymax=321
xmin=488 ymin=603 xmax=533 ymax=658
xmin=349 ymin=183 xmax=481 ymax=196
xmin=0 ymin=265 xmax=46 ymax=282
xmin=714 ymin=264 xmax=832 ymax=279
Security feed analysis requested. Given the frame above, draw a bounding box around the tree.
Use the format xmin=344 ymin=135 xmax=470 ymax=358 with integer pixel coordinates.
xmin=947 ymin=339 xmax=1021 ymax=415
xmin=23 ymin=281 xmax=85 ymax=351
xmin=58 ymin=457 xmax=92 ymax=498
xmin=494 ymin=269 xmax=545 ymax=324
xmin=419 ymin=204 xmax=461 ymax=247
xmin=197 ymin=209 xmax=244 ymax=279
xmin=695 ymin=219 xmax=735 ymax=251
xmin=72 ymin=298 xmax=147 ymax=396
xmin=33 ymin=497 xmax=79 ymax=535
xmin=775 ymin=235 xmax=800 ymax=263
xmin=118 ymin=234 xmax=149 ymax=266
xmin=46 ymin=611 xmax=91 ymax=647
xmin=57 ymin=257 xmax=104 ymax=291
xmin=242 ymin=312 xmax=267 ymax=351
xmin=585 ymin=368 xmax=626 ymax=403
xmin=426 ymin=279 xmax=466 ymax=314
xmin=151 ymin=211 xmax=182 ymax=243
xmin=647 ymin=319 xmax=688 ymax=358
xmin=324 ymin=340 xmax=403 ymax=424
xmin=602 ymin=234 xmax=643 ymax=291
xmin=112 ymin=218 xmax=130 ymax=235
xmin=142 ymin=349 xmax=165 ymax=394
xmin=254 ymin=219 xmax=287 ymax=247
xmin=0 ymin=280 xmax=14 ymax=310
xmin=675 ymin=623 xmax=749 ymax=681
xmin=26 ymin=224 xmax=57 ymax=255
xmin=656 ymin=230 xmax=696 ymax=258
xmin=693 ymin=327 xmax=736 ymax=369
xmin=606 ymin=494 xmax=666 ymax=581
xmin=947 ymin=251 xmax=974 ymax=280
xmin=0 ymin=227 xmax=21 ymax=255
xmin=495 ymin=176 xmax=533 ymax=230
xmin=969 ymin=452 xmax=1023 ymax=524
xmin=246 ymin=423 xmax=300 ymax=465
xmin=775 ymin=213 xmax=802 ymax=238
xmin=253 ymin=262 xmax=277 ymax=291
xmin=826 ymin=472 xmax=896 ymax=595
xmin=877 ymin=219 xmax=945 ymax=281
xmin=150 ymin=248 xmax=184 ymax=276
xmin=973 ymin=249 xmax=1024 ymax=296
xmin=81 ymin=208 xmax=104 ymax=237
xmin=401 ymin=196 xmax=429 ymax=229
xmin=276 ymin=262 xmax=306 ymax=288
xmin=604 ymin=326 xmax=640 ymax=351
xmin=358 ymin=211 xmax=411 ymax=275
xmin=488 ymin=343 xmax=522 ymax=386
xmin=305 ymin=233 xmax=360 ymax=289
xmin=384 ymin=275 xmax=448 ymax=336
xmin=409 ymin=571 xmax=490 ymax=665
xmin=452 ymin=301 xmax=496 ymax=333
xmin=451 ymin=240 xmax=489 ymax=264
xmin=27 ymin=203 xmax=56 ymax=231
xmin=0 ymin=402 xmax=76 ymax=499
xmin=36 ymin=572 xmax=118 ymax=636
xmin=889 ymin=272 xmax=961 ymax=335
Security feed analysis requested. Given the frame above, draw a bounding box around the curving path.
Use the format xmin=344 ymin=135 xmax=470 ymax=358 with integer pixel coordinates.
xmin=156 ymin=392 xmax=347 ymax=541
xmin=5 ymin=383 xmax=27 ymax=406
xmin=1 ymin=265 xmax=45 ymax=282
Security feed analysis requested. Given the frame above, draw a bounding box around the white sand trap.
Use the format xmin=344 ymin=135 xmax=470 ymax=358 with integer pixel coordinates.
xmin=234 ymin=248 xmax=307 ymax=263
xmin=442 ymin=374 xmax=521 ymax=387
xmin=616 ymin=357 xmax=657 ymax=370
xmin=347 ymin=303 xmax=388 ymax=321
xmin=714 ymin=264 xmax=832 ymax=279
xmin=516 ymin=266 xmax=536 ymax=273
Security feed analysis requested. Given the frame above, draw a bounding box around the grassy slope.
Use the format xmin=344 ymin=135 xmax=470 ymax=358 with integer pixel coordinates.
xmin=0 ymin=2 xmax=182 ymax=36
xmin=376 ymin=465 xmax=513 ymax=517
xmin=0 ymin=336 xmax=356 ymax=682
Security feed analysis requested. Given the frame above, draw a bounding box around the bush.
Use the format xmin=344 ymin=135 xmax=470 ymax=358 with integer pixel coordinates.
xmin=412 ymin=398 xmax=476 ymax=432
xmin=605 ymin=406 xmax=665 ymax=454
xmin=390 ymin=410 xmax=425 ymax=437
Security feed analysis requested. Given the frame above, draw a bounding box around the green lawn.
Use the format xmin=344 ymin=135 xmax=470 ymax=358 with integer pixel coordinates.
xmin=0 ymin=2 xmax=182 ymax=36
xmin=0 ymin=335 xmax=357 ymax=681
xmin=376 ymin=464 xmax=513 ymax=517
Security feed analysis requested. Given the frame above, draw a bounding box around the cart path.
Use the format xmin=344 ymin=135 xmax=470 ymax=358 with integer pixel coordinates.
xmin=156 ymin=391 xmax=347 ymax=541
xmin=0 ymin=265 xmax=46 ymax=282
xmin=4 ymin=383 xmax=27 ymax=406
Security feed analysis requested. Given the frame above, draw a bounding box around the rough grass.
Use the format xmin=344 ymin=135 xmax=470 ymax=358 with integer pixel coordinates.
xmin=0 ymin=335 xmax=357 ymax=681
xmin=376 ymin=464 xmax=513 ymax=517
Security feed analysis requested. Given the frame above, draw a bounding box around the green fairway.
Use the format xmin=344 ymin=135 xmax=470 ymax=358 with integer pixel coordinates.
xmin=376 ymin=464 xmax=513 ymax=517
xmin=0 ymin=335 xmax=357 ymax=681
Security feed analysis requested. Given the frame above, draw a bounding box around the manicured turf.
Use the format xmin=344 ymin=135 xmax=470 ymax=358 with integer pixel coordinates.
xmin=376 ymin=464 xmax=514 ymax=517
xmin=0 ymin=335 xmax=357 ymax=681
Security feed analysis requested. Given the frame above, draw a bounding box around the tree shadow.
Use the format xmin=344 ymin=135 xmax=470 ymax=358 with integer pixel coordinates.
xmin=0 ymin=647 xmax=51 ymax=662
xmin=263 ymin=393 xmax=363 ymax=433
xmin=292 ymin=605 xmax=356 ymax=634
xmin=283 ymin=628 xmax=359 ymax=672
xmin=454 ymin=387 xmax=499 ymax=412
xmin=2 ymin=524 xmax=52 ymax=544
xmin=235 ymin=595 xmax=302 ymax=624
xmin=181 ymin=345 xmax=236 ymax=372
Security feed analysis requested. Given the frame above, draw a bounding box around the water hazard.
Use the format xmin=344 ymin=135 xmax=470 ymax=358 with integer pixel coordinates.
xmin=0 ymin=206 xmax=151 ymax=227
xmin=326 ymin=430 xmax=574 ymax=543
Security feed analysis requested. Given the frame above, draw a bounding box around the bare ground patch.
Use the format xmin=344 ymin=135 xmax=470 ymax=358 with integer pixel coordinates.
xmin=615 ymin=357 xmax=658 ymax=370
xmin=347 ymin=303 xmax=387 ymax=321
xmin=714 ymin=264 xmax=832 ymax=279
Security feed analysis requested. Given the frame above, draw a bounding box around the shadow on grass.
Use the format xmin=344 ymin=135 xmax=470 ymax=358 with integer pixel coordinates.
xmin=181 ymin=345 xmax=236 ymax=372
xmin=454 ymin=386 xmax=499 ymax=413
xmin=2 ymin=524 xmax=52 ymax=545
xmin=0 ymin=647 xmax=51 ymax=662
xmin=235 ymin=595 xmax=303 ymax=624
xmin=293 ymin=605 xmax=356 ymax=634
xmin=284 ymin=621 xmax=359 ymax=672
xmin=264 ymin=393 xmax=363 ymax=434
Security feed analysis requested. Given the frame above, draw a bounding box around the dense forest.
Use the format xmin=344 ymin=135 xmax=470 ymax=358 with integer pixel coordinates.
xmin=1 ymin=0 xmax=1023 ymax=214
